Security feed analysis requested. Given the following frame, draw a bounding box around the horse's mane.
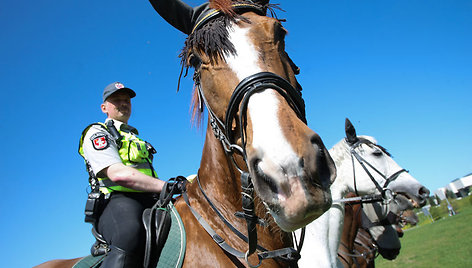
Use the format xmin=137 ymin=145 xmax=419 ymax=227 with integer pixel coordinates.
xmin=181 ymin=0 xmax=268 ymax=68
xmin=328 ymin=139 xmax=351 ymax=168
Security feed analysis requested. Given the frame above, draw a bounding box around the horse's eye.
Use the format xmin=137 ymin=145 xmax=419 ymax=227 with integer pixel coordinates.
xmin=372 ymin=149 xmax=383 ymax=157
xmin=188 ymin=53 xmax=202 ymax=68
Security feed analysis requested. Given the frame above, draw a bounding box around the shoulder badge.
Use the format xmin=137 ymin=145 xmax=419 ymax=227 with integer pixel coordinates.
xmin=90 ymin=133 xmax=110 ymax=150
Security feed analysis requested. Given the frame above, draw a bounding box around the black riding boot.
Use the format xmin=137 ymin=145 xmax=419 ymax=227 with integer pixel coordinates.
xmin=101 ymin=246 xmax=141 ymax=268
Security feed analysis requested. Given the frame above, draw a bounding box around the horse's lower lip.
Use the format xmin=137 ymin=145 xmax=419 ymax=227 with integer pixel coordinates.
xmin=397 ymin=192 xmax=419 ymax=208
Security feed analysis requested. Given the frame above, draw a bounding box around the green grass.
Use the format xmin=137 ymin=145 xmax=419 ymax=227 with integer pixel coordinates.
xmin=377 ymin=205 xmax=472 ymax=267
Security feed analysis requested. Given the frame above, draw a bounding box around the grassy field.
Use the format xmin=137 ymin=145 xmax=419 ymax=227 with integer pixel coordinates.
xmin=376 ymin=204 xmax=472 ymax=267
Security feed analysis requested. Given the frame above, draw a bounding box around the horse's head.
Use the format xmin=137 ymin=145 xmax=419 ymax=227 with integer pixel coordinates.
xmin=360 ymin=200 xmax=403 ymax=260
xmin=182 ymin=2 xmax=335 ymax=231
xmin=400 ymin=209 xmax=419 ymax=227
xmin=340 ymin=118 xmax=430 ymax=208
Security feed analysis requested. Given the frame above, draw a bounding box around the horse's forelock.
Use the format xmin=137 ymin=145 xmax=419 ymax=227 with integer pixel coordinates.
xmin=184 ymin=0 xmax=270 ymax=127
xmin=210 ymin=0 xmax=270 ymax=15
xmin=358 ymin=135 xmax=392 ymax=157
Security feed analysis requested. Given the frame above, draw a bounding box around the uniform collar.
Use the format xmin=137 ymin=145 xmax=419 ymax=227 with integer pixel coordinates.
xmin=105 ymin=118 xmax=139 ymax=135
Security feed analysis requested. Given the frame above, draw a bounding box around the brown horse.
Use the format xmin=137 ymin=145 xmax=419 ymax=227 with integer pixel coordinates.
xmin=36 ymin=1 xmax=336 ymax=267
xmin=337 ymin=199 xmax=417 ymax=268
xmin=337 ymin=200 xmax=379 ymax=268
xmin=347 ymin=209 xmax=419 ymax=268
xmin=337 ymin=194 xmax=364 ymax=268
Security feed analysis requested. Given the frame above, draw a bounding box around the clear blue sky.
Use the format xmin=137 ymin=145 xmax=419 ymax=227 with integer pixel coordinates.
xmin=1 ymin=1 xmax=471 ymax=267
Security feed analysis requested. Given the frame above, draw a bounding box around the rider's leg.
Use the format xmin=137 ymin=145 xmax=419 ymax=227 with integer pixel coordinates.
xmin=98 ymin=192 xmax=155 ymax=267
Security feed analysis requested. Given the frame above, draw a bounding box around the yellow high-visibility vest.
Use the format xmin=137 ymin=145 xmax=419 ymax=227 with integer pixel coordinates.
xmin=78 ymin=122 xmax=157 ymax=194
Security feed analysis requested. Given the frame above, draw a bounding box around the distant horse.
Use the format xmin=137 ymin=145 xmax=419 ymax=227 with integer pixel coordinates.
xmin=344 ymin=203 xmax=420 ymax=267
xmin=399 ymin=209 xmax=419 ymax=227
xmin=35 ymin=1 xmax=336 ymax=267
xmin=338 ymin=194 xmax=414 ymax=268
xmin=296 ymin=118 xmax=429 ymax=267
xmin=336 ymin=194 xmax=363 ymax=267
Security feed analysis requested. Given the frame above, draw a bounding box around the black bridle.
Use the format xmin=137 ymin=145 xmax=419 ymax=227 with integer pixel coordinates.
xmin=350 ymin=139 xmax=407 ymax=198
xmin=333 ymin=138 xmax=407 ymax=205
xmin=195 ymin=70 xmax=306 ymax=158
xmin=185 ymin=7 xmax=307 ymax=265
xmin=188 ymin=71 xmax=305 ymax=267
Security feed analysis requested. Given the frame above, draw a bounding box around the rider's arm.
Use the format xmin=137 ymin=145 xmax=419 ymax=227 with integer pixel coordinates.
xmin=83 ymin=125 xmax=164 ymax=193
xmin=103 ymin=163 xmax=165 ymax=193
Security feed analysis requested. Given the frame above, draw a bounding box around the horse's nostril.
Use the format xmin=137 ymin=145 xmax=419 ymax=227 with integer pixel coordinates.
xmin=314 ymin=147 xmax=333 ymax=189
xmin=251 ymin=159 xmax=279 ymax=194
xmin=419 ymin=186 xmax=430 ymax=197
xmin=310 ymin=134 xmax=323 ymax=147
xmin=299 ymin=158 xmax=305 ymax=169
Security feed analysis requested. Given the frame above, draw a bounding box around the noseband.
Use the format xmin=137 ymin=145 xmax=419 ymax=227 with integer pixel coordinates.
xmin=195 ymin=71 xmax=305 ymax=160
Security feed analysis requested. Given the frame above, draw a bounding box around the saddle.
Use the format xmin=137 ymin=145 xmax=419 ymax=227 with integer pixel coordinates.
xmin=84 ymin=177 xmax=187 ymax=268
xmin=142 ymin=178 xmax=185 ymax=268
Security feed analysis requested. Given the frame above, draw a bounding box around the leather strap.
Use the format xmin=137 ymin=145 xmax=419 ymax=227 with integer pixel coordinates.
xmin=182 ymin=179 xmax=300 ymax=266
xmin=192 ymin=3 xmax=266 ymax=34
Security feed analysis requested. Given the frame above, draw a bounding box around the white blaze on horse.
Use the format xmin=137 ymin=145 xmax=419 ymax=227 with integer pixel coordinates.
xmin=296 ymin=118 xmax=429 ymax=268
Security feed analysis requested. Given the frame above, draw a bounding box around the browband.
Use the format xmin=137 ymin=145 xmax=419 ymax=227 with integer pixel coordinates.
xmin=192 ymin=3 xmax=266 ymax=34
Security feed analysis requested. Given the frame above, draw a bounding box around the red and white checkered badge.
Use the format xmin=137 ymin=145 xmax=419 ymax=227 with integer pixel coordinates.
xmin=91 ymin=134 xmax=109 ymax=150
xmin=115 ymin=82 xmax=124 ymax=89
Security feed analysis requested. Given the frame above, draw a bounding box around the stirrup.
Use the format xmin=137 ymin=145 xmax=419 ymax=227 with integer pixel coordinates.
xmin=90 ymin=227 xmax=109 ymax=256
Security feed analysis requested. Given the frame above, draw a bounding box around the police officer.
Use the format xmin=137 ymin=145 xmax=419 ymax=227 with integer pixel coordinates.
xmin=79 ymin=82 xmax=165 ymax=267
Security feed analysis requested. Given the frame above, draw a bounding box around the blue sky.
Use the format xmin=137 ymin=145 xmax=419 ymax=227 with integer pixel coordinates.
xmin=1 ymin=1 xmax=471 ymax=267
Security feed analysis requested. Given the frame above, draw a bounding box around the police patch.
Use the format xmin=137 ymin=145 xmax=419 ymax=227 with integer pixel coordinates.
xmin=90 ymin=133 xmax=109 ymax=150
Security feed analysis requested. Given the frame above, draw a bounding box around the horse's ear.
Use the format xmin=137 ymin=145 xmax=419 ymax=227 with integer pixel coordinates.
xmin=345 ymin=118 xmax=358 ymax=144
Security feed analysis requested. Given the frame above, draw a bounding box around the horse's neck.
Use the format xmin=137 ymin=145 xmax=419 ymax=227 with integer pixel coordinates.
xmin=193 ymin=127 xmax=243 ymax=214
xmin=329 ymin=141 xmax=355 ymax=195
xmin=338 ymin=202 xmax=362 ymax=267
xmin=298 ymin=202 xmax=345 ymax=268
xmin=354 ymin=228 xmax=376 ymax=266
xmin=297 ymin=142 xmax=354 ymax=268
